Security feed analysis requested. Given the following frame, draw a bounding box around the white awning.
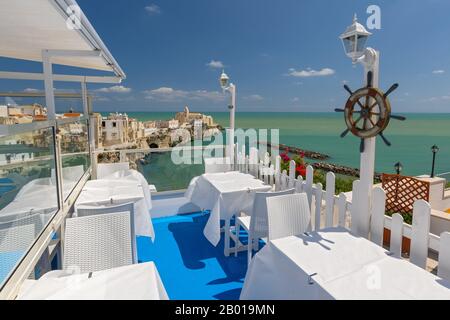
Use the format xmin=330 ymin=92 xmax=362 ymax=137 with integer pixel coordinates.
xmin=0 ymin=0 xmax=125 ymax=79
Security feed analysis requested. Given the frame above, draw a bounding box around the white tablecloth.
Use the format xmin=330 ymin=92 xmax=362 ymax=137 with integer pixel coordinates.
xmin=241 ymin=227 xmax=450 ymax=300
xmin=0 ymin=177 xmax=75 ymax=218
xmin=74 ymin=179 xmax=155 ymax=239
xmin=102 ymin=169 xmax=152 ymax=209
xmin=18 ymin=262 xmax=168 ymax=300
xmin=185 ymin=171 xmax=271 ymax=246
xmin=204 ymin=157 xmax=231 ymax=173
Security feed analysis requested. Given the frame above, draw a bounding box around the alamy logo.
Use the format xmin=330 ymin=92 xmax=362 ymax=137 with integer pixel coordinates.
xmin=66 ymin=5 xmax=82 ymax=30
xmin=366 ymin=5 xmax=381 ymax=30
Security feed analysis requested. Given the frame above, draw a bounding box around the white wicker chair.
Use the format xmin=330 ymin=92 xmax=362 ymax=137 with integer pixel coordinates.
xmin=267 ymin=193 xmax=311 ymax=241
xmin=0 ymin=224 xmax=36 ymax=252
xmin=235 ymin=188 xmax=296 ymax=265
xmin=75 ymin=202 xmax=137 ymax=264
xmin=63 ymin=212 xmax=134 ymax=274
xmin=0 ymin=212 xmax=49 ymax=279
xmin=0 ymin=212 xmax=44 ymax=239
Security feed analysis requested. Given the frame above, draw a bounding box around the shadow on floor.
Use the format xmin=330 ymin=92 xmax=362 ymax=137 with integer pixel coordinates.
xmin=137 ymin=212 xmax=247 ymax=300
xmin=168 ymin=213 xmax=247 ymax=285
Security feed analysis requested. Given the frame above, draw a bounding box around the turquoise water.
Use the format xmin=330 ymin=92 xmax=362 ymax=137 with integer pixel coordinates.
xmin=124 ymin=112 xmax=450 ymax=177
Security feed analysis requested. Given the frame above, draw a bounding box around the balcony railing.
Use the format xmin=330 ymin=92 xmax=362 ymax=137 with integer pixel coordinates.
xmin=94 ymin=144 xmax=226 ymax=192
xmin=0 ymin=117 xmax=90 ymax=295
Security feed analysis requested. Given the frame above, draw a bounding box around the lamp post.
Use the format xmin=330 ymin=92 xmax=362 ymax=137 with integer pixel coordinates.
xmin=219 ymin=70 xmax=236 ymax=161
xmin=394 ymin=162 xmax=403 ymax=175
xmin=339 ymin=14 xmax=378 ymax=237
xmin=394 ymin=162 xmax=403 ymax=202
xmin=431 ymin=145 xmax=439 ymax=178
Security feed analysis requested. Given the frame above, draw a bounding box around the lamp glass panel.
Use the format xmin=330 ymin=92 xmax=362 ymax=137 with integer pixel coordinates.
xmin=342 ymin=35 xmax=357 ymax=55
xmin=356 ymin=35 xmax=368 ymax=52
xmin=220 ymin=78 xmax=228 ymax=87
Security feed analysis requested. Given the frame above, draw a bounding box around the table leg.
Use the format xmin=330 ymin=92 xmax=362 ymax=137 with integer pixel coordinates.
xmin=224 ymin=218 xmax=230 ymax=256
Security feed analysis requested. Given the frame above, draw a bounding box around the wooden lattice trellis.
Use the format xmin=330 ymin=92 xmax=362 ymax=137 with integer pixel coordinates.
xmin=381 ymin=174 xmax=430 ymax=214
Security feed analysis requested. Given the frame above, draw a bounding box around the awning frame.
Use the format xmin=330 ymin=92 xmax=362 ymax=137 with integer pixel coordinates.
xmin=0 ymin=0 xmax=126 ymax=298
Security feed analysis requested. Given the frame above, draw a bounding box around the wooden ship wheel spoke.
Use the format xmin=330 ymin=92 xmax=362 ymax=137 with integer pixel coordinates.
xmin=334 ymin=72 xmax=406 ymax=152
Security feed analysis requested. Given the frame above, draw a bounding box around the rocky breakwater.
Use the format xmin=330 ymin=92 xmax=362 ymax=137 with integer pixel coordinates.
xmin=263 ymin=142 xmax=329 ymax=160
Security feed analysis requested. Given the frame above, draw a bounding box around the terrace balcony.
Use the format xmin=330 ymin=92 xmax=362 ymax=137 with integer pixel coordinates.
xmin=0 ymin=0 xmax=450 ymax=300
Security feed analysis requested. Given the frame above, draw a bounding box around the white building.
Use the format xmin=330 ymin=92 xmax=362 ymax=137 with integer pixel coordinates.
xmin=99 ymin=113 xmax=145 ymax=146
xmin=101 ymin=113 xmax=129 ymax=146
xmin=193 ymin=119 xmax=203 ymax=140
xmin=168 ymin=119 xmax=179 ymax=129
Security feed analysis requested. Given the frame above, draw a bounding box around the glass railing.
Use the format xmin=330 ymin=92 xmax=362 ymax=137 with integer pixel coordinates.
xmin=96 ymin=144 xmax=226 ymax=192
xmin=59 ymin=118 xmax=91 ymax=200
xmin=0 ymin=125 xmax=57 ymax=287
xmin=0 ymin=117 xmax=91 ymax=290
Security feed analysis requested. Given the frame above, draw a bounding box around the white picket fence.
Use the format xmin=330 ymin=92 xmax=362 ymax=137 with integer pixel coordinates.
xmin=232 ymin=145 xmax=450 ymax=280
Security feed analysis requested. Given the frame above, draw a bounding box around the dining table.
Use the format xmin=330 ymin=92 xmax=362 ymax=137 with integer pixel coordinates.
xmin=240 ymin=227 xmax=450 ymax=300
xmin=74 ymin=179 xmax=154 ymax=239
xmin=185 ymin=171 xmax=272 ymax=256
xmin=17 ymin=262 xmax=168 ymax=300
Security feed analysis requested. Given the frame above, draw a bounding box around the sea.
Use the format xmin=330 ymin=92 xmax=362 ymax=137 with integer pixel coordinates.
xmin=105 ymin=112 xmax=450 ymax=191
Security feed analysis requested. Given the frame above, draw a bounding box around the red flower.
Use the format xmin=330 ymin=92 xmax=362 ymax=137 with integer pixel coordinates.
xmin=296 ymin=164 xmax=306 ymax=177
xmin=280 ymin=153 xmax=290 ymax=162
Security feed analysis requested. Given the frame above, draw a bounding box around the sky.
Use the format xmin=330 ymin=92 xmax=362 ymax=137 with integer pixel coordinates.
xmin=1 ymin=0 xmax=450 ymax=113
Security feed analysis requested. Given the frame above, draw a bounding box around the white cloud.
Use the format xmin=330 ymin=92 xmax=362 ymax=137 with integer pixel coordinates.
xmin=432 ymin=70 xmax=445 ymax=74
xmin=287 ymin=67 xmax=335 ymax=78
xmin=244 ymin=94 xmax=264 ymax=102
xmin=424 ymin=95 xmax=450 ymax=102
xmin=95 ymin=85 xmax=132 ymax=93
xmin=206 ymin=60 xmax=224 ymax=69
xmin=143 ymin=87 xmax=225 ymax=102
xmin=291 ymin=97 xmax=300 ymax=103
xmin=145 ymin=4 xmax=161 ymax=15
xmin=23 ymin=88 xmax=40 ymax=93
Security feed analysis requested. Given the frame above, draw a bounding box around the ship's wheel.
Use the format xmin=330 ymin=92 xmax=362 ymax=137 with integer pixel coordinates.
xmin=335 ymin=71 xmax=406 ymax=152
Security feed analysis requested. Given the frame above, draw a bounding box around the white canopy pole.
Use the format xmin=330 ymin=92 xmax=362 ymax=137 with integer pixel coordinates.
xmin=42 ymin=50 xmax=56 ymax=120
xmin=81 ymin=79 xmax=89 ymax=117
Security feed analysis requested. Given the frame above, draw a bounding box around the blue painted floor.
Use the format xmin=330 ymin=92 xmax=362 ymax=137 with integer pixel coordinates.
xmin=137 ymin=212 xmax=248 ymax=300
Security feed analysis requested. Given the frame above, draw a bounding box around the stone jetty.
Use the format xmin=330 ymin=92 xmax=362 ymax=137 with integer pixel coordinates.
xmin=263 ymin=142 xmax=330 ymax=160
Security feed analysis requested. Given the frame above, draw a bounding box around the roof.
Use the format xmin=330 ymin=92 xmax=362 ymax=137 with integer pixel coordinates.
xmin=0 ymin=0 xmax=125 ymax=79
xmin=339 ymin=15 xmax=372 ymax=39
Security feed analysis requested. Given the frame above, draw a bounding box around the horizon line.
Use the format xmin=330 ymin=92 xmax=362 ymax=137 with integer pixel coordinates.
xmin=96 ymin=110 xmax=450 ymax=114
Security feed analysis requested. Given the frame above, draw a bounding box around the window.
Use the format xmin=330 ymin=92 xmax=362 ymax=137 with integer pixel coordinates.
xmin=101 ymin=121 xmax=105 ymax=127
xmin=112 ymin=122 xmax=117 ymax=127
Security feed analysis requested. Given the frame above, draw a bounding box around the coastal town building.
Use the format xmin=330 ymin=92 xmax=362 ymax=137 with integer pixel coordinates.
xmin=154 ymin=119 xmax=179 ymax=129
xmin=97 ymin=112 xmax=145 ymax=147
xmin=175 ymin=106 xmax=215 ymax=127
xmin=0 ymin=103 xmax=47 ymax=124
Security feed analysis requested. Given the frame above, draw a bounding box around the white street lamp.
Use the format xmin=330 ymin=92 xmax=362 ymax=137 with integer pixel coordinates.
xmin=339 ymin=14 xmax=372 ymax=62
xmin=219 ymin=70 xmax=236 ymax=161
xmin=340 ymin=14 xmax=379 ymax=238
